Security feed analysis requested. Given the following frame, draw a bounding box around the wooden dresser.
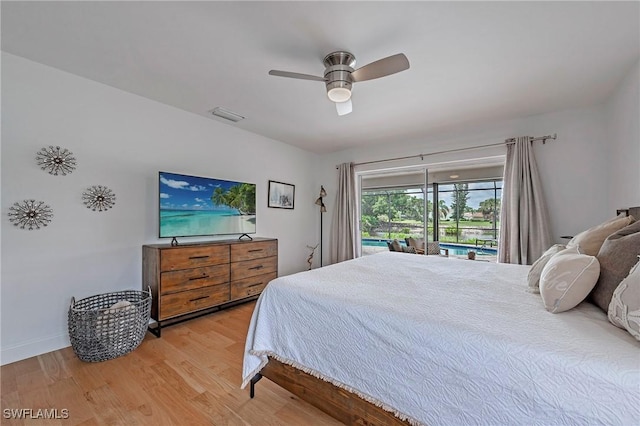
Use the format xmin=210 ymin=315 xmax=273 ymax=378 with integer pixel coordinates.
xmin=143 ymin=238 xmax=277 ymax=336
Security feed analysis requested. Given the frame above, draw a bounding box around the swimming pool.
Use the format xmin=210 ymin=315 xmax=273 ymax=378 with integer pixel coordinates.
xmin=362 ymin=239 xmax=497 ymax=256
xmin=440 ymin=243 xmax=497 ymax=256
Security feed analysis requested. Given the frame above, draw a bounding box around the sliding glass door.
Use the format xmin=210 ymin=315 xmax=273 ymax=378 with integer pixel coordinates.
xmin=360 ymin=187 xmax=426 ymax=239
xmin=435 ymin=180 xmax=502 ymax=245
xmin=360 ymin=170 xmax=503 ymax=255
xmin=360 ymin=169 xmax=429 ymax=255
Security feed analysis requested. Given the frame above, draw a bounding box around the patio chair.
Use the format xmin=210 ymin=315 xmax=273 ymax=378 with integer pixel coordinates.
xmin=405 ymin=237 xmax=449 ymax=257
xmin=387 ymin=239 xmax=417 ymax=254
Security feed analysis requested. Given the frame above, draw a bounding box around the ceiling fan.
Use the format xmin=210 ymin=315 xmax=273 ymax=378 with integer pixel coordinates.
xmin=268 ymin=51 xmax=410 ymax=116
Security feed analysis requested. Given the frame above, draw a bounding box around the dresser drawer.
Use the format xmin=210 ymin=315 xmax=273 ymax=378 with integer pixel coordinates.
xmin=160 ymin=264 xmax=230 ymax=295
xmin=159 ymin=284 xmax=230 ymax=320
xmin=160 ymin=245 xmax=229 ymax=271
xmin=231 ymin=272 xmax=276 ymax=300
xmin=143 ymin=238 xmax=277 ymax=332
xmin=231 ymin=256 xmax=277 ymax=281
xmin=231 ymin=240 xmax=278 ymax=262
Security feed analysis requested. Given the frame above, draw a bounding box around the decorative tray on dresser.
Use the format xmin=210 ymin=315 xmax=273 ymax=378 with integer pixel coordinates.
xmin=143 ymin=237 xmax=277 ymax=336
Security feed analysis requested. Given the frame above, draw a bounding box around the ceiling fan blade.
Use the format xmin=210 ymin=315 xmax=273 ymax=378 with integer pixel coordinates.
xmin=351 ymin=53 xmax=410 ymax=82
xmin=268 ymin=70 xmax=326 ymax=82
xmin=336 ymin=99 xmax=352 ymax=116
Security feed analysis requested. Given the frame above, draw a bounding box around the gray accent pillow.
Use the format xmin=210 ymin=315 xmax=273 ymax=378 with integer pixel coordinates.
xmin=567 ymin=214 xmax=634 ymax=256
xmin=591 ymin=220 xmax=640 ymax=313
xmin=527 ymin=244 xmax=566 ymax=294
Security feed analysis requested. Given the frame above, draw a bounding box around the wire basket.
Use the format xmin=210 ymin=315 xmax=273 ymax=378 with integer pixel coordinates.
xmin=68 ymin=288 xmax=152 ymax=362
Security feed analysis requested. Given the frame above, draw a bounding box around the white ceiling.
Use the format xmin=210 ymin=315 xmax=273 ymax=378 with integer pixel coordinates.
xmin=2 ymin=1 xmax=638 ymax=154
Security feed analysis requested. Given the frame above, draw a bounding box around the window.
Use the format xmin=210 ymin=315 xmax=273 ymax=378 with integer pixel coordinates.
xmin=435 ymin=180 xmax=502 ymax=244
xmin=361 ymin=186 xmax=426 ymax=242
xmin=359 ymin=166 xmax=503 ymax=256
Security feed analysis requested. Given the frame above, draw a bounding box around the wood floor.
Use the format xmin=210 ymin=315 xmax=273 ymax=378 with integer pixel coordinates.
xmin=0 ymin=302 xmax=343 ymax=425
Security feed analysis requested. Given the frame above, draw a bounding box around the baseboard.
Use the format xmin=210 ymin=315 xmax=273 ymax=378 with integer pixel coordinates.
xmin=1 ymin=334 xmax=70 ymax=366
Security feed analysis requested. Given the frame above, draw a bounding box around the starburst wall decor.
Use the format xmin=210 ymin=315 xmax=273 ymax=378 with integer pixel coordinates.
xmin=82 ymin=185 xmax=116 ymax=212
xmin=8 ymin=200 xmax=54 ymax=230
xmin=36 ymin=145 xmax=77 ymax=176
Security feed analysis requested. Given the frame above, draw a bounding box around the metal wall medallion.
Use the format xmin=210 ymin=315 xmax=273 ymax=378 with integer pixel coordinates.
xmin=8 ymin=200 xmax=54 ymax=230
xmin=36 ymin=146 xmax=77 ymax=176
xmin=82 ymin=185 xmax=116 ymax=211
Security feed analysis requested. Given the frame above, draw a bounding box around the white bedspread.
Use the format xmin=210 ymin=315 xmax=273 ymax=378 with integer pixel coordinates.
xmin=242 ymin=252 xmax=640 ymax=425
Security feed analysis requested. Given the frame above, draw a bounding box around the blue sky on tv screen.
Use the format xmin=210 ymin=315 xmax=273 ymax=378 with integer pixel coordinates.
xmin=159 ymin=172 xmax=247 ymax=211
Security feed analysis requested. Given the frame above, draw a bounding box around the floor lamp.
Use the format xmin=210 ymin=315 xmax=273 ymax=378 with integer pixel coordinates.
xmin=315 ymin=186 xmax=327 ymax=267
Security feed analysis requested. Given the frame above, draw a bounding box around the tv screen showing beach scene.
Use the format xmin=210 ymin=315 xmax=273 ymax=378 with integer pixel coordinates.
xmin=159 ymin=172 xmax=256 ymax=238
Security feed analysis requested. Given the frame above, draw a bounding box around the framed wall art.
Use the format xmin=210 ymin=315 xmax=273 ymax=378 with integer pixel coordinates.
xmin=268 ymin=180 xmax=295 ymax=209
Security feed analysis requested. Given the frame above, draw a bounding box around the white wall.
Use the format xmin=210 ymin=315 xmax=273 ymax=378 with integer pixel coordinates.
xmin=604 ymin=59 xmax=640 ymax=208
xmin=1 ymin=53 xmax=319 ymax=364
xmin=317 ymin=104 xmax=618 ymax=265
xmin=3 ymin=51 xmax=637 ymax=365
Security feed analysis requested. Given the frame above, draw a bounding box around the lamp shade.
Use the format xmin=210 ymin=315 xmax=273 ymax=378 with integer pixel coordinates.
xmin=319 ymin=186 xmax=327 ymax=197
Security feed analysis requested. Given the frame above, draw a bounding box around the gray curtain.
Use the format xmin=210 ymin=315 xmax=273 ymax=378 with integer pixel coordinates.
xmin=330 ymin=162 xmax=360 ymax=263
xmin=498 ymin=137 xmax=552 ymax=264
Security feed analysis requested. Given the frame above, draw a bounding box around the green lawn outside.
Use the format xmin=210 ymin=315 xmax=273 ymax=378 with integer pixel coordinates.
xmin=362 ymin=219 xmax=499 ymax=245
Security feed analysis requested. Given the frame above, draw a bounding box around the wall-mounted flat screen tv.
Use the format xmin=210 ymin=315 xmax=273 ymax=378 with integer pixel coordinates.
xmin=159 ymin=171 xmax=256 ymax=238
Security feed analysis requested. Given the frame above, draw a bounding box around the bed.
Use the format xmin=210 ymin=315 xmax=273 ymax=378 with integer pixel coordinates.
xmin=242 ymin=216 xmax=640 ymax=425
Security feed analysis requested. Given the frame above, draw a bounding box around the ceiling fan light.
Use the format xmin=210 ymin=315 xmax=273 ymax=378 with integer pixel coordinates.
xmin=327 ymin=87 xmax=351 ymax=103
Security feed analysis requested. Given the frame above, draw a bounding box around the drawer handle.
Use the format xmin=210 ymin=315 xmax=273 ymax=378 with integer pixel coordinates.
xmin=189 ymin=255 xmax=210 ymax=260
xmin=248 ymin=249 xmax=263 ymax=253
xmin=249 ymin=265 xmax=264 ymax=270
xmin=247 ymin=282 xmax=263 ymax=288
xmin=189 ymin=296 xmax=210 ymax=302
xmin=188 ymin=275 xmax=210 ymax=281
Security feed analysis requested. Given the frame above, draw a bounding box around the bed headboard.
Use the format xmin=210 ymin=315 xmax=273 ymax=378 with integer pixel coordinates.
xmin=617 ymin=206 xmax=640 ymax=219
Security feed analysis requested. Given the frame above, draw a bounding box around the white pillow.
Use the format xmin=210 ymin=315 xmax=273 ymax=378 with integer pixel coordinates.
xmin=527 ymin=244 xmax=566 ymax=294
xmin=540 ymin=246 xmax=600 ymax=313
xmin=567 ymin=214 xmax=634 ymax=256
xmin=608 ymin=257 xmax=640 ymax=341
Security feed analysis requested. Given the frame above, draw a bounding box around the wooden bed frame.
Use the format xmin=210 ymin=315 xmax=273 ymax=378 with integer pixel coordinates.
xmin=251 ymin=358 xmax=411 ymax=426
xmin=250 ymin=206 xmax=640 ymax=425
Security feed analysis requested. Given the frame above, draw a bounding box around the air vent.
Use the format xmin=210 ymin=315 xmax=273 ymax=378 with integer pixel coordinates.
xmin=209 ymin=107 xmax=245 ymax=123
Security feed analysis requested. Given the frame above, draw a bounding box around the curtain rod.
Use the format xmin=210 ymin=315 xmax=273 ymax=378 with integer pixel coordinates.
xmin=505 ymin=133 xmax=557 ymax=145
xmin=338 ymin=133 xmax=557 ymax=169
